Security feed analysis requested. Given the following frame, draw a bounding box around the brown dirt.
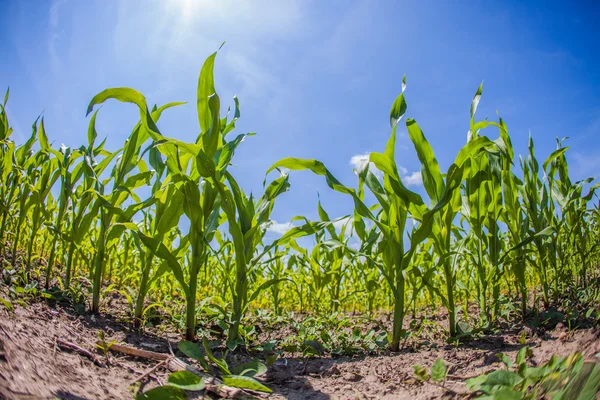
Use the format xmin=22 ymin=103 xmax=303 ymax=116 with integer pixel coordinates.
xmin=0 ymin=300 xmax=599 ymax=400
xmin=0 ymin=300 xmax=183 ymax=400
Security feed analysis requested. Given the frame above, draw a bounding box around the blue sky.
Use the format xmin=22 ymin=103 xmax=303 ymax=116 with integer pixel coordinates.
xmin=1 ymin=0 xmax=599 ymax=239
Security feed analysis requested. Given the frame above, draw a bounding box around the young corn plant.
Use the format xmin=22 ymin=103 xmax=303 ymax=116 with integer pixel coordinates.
xmin=0 ymin=89 xmax=17 ymax=247
xmin=128 ymin=145 xmax=185 ymax=328
xmin=520 ymin=136 xmax=558 ymax=304
xmin=316 ymin=200 xmax=353 ymax=313
xmin=84 ymin=87 xmax=186 ymax=313
xmin=25 ymin=119 xmax=59 ymax=272
xmin=269 ymin=79 xmax=499 ymax=349
xmin=3 ymin=53 xmax=600 ymax=359
xmin=24 ymin=143 xmax=59 ymax=271
xmin=7 ymin=120 xmax=42 ymax=268
xmin=44 ymin=143 xmax=84 ymax=288
xmin=215 ymin=171 xmax=292 ymax=347
xmin=116 ymin=49 xmax=325 ymax=341
xmin=89 ymin=49 xmax=248 ymax=339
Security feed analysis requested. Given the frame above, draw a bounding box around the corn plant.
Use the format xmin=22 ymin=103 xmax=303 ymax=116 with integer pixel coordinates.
xmin=44 ymin=143 xmax=83 ymax=288
xmin=0 ymin=89 xmax=16 ymax=246
xmin=84 ymin=93 xmax=184 ymax=312
xmin=269 ymin=79 xmax=502 ymax=349
xmin=1 ymin=48 xmax=599 ymax=354
xmin=10 ymin=120 xmax=44 ymax=268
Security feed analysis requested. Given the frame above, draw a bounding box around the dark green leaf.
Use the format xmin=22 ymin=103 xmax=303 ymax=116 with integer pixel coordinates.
xmin=136 ymin=386 xmax=186 ymax=400
xmin=178 ymin=341 xmax=204 ymax=362
xmin=222 ymin=375 xmax=272 ymax=393
xmin=231 ymin=360 xmax=268 ymax=377
xmin=430 ymin=359 xmax=447 ymax=382
xmin=167 ymin=371 xmax=205 ymax=391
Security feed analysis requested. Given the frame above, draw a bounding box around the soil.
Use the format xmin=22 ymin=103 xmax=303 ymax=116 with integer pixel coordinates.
xmin=0 ymin=299 xmax=599 ymax=400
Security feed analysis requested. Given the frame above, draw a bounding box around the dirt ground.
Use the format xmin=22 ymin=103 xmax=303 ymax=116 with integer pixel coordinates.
xmin=0 ymin=299 xmax=599 ymax=400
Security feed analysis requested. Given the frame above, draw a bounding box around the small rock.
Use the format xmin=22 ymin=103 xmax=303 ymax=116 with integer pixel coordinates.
xmin=343 ymin=372 xmax=362 ymax=382
xmin=325 ymin=365 xmax=341 ymax=376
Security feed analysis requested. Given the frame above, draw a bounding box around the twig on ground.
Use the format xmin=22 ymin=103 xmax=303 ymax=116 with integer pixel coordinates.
xmin=0 ymin=324 xmax=13 ymax=341
xmin=103 ymin=341 xmax=245 ymax=398
xmin=57 ymin=338 xmax=104 ymax=367
xmin=64 ymin=324 xmax=86 ymax=341
xmin=131 ymin=359 xmax=168 ymax=384
xmin=99 ymin=341 xmax=169 ymax=361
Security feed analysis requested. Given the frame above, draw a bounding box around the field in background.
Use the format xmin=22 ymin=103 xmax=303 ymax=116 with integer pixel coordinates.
xmin=0 ymin=50 xmax=599 ymax=399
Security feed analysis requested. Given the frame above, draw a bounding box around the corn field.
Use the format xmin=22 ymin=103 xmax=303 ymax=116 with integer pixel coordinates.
xmin=1 ymin=49 xmax=599 ymax=357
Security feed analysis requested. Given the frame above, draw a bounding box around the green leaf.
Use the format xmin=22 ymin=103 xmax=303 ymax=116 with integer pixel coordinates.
xmin=197 ymin=51 xmax=218 ymax=134
xmin=516 ymin=347 xmax=532 ymax=366
xmin=493 ymin=388 xmax=524 ymax=400
xmin=485 ymin=369 xmax=523 ymax=387
xmin=138 ymin=233 xmax=187 ymax=296
xmin=86 ymin=87 xmax=162 ymax=141
xmin=38 ymin=118 xmax=50 ymax=151
xmin=87 ymin=110 xmax=99 ymax=147
xmin=406 ymin=118 xmax=444 ymax=204
xmin=542 ymin=147 xmax=569 ymax=172
xmin=245 ymin=278 xmax=291 ymax=311
xmin=202 ymin=337 xmax=230 ymax=375
xmin=167 ymin=371 xmax=205 ymax=391
xmin=222 ymin=375 xmax=272 ymax=393
xmin=178 ymin=341 xmax=204 ymax=361
xmin=87 ymin=87 xmax=147 ymax=117
xmin=390 ymin=91 xmax=407 ymax=128
xmin=267 ymin=158 xmax=354 ymax=196
xmin=303 ymin=340 xmax=326 ymax=355
xmin=413 ymin=364 xmax=429 ymax=381
xmin=195 ymin=151 xmax=216 ymax=178
xmin=496 ymin=352 xmax=514 ymax=368
xmin=556 ymin=362 xmax=600 ymax=400
xmin=217 ymin=132 xmax=255 ymax=170
xmin=0 ymin=297 xmax=13 ymax=311
xmin=231 ymin=360 xmax=268 ymax=377
xmin=135 ymin=386 xmax=186 ymax=400
xmin=470 ymin=81 xmax=483 ymax=120
xmin=430 ymin=359 xmax=447 ymax=382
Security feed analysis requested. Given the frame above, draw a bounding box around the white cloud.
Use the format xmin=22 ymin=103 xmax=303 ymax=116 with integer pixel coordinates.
xmin=267 ymin=220 xmax=294 ymax=235
xmin=349 ymin=153 xmax=383 ymax=178
xmin=403 ymin=171 xmax=423 ymax=186
xmin=350 ymin=154 xmax=422 ymax=186
xmin=350 ymin=153 xmax=370 ymax=170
